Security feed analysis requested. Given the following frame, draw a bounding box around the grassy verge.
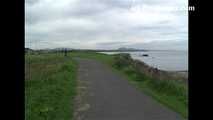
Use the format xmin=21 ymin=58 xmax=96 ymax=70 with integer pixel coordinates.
xmin=25 ymin=53 xmax=77 ymax=120
xmin=70 ymin=51 xmax=188 ymax=119
xmin=116 ymin=65 xmax=188 ymax=118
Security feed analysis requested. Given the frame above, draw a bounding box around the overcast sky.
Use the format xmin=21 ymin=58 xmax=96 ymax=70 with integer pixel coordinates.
xmin=25 ymin=0 xmax=188 ymax=50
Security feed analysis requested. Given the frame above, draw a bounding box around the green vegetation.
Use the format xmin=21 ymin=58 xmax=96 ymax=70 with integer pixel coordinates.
xmin=25 ymin=51 xmax=188 ymax=119
xmin=117 ymin=65 xmax=188 ymax=118
xmin=25 ymin=53 xmax=77 ymax=120
xmin=70 ymin=51 xmax=188 ymax=118
xmin=71 ymin=51 xmax=114 ymax=64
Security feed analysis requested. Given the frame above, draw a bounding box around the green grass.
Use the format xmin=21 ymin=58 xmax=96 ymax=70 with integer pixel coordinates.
xmin=118 ymin=66 xmax=188 ymax=118
xmin=70 ymin=51 xmax=188 ymax=119
xmin=25 ymin=53 xmax=77 ymax=120
xmin=71 ymin=51 xmax=114 ymax=64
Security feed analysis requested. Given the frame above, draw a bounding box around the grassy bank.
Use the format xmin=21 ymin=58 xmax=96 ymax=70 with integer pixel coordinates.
xmin=25 ymin=53 xmax=77 ymax=120
xmin=70 ymin=51 xmax=188 ymax=118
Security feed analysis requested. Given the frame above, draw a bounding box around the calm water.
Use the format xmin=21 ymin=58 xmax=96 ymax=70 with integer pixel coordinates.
xmin=99 ymin=50 xmax=188 ymax=71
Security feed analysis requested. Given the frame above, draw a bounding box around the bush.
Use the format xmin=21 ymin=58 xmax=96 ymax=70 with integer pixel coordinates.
xmin=113 ymin=53 xmax=132 ymax=68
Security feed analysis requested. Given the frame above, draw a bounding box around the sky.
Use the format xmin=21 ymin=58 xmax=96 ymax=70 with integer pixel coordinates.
xmin=25 ymin=0 xmax=188 ymax=50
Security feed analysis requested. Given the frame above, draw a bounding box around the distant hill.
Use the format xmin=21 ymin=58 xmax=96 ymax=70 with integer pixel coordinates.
xmin=54 ymin=48 xmax=73 ymax=50
xmin=117 ymin=47 xmax=148 ymax=51
xmin=118 ymin=47 xmax=137 ymax=51
xmin=25 ymin=48 xmax=34 ymax=52
xmin=25 ymin=47 xmax=148 ymax=52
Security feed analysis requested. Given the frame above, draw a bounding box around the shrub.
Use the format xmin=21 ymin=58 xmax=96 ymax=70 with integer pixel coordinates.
xmin=113 ymin=53 xmax=132 ymax=68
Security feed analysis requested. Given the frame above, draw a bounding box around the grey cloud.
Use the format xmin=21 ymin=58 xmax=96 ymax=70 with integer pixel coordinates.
xmin=25 ymin=0 xmax=40 ymax=5
xmin=25 ymin=0 xmax=188 ymax=50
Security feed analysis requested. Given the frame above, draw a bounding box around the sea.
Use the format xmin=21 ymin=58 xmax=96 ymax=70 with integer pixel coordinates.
xmin=99 ymin=50 xmax=188 ymax=72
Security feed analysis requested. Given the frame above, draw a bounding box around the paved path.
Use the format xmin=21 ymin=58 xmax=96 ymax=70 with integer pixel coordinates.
xmin=75 ymin=58 xmax=183 ymax=120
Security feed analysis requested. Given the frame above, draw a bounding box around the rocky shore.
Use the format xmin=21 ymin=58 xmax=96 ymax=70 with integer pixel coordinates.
xmin=114 ymin=53 xmax=188 ymax=83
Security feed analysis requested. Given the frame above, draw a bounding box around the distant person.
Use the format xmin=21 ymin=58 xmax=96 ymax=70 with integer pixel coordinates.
xmin=64 ymin=48 xmax=67 ymax=57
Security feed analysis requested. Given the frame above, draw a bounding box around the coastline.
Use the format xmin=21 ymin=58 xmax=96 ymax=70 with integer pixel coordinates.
xmin=114 ymin=53 xmax=188 ymax=82
xmin=99 ymin=51 xmax=188 ymax=73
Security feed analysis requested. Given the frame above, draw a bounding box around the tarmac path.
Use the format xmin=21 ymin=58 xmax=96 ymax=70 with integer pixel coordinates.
xmin=74 ymin=58 xmax=183 ymax=120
